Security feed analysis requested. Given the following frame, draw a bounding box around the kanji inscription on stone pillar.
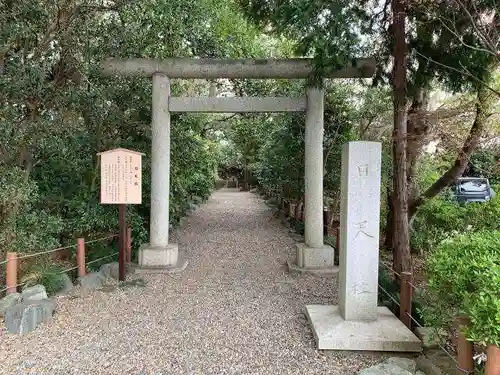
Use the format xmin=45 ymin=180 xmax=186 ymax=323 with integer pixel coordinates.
xmin=98 ymin=148 xmax=145 ymax=204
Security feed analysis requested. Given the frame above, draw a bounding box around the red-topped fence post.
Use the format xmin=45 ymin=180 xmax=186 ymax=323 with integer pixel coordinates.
xmin=457 ymin=317 xmax=475 ymax=375
xmin=6 ymin=252 xmax=18 ymax=294
xmin=77 ymin=238 xmax=86 ymax=277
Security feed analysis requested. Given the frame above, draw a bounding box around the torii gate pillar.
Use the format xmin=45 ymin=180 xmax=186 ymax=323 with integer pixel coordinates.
xmin=137 ymin=73 xmax=182 ymax=269
xmin=295 ymin=85 xmax=335 ymax=271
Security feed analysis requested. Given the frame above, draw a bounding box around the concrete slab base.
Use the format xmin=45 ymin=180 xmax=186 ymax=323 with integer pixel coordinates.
xmin=138 ymin=243 xmax=179 ymax=267
xmin=286 ymin=260 xmax=339 ymax=277
xmin=306 ymin=305 xmax=422 ymax=352
xmin=132 ymin=260 xmax=189 ymax=274
xmin=296 ymin=243 xmax=334 ymax=268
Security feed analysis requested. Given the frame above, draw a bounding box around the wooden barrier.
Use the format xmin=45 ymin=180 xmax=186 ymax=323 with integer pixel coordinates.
xmin=77 ymin=238 xmax=86 ymax=277
xmin=6 ymin=252 xmax=18 ymax=294
xmin=486 ymin=345 xmax=499 ymax=375
xmin=399 ymin=272 xmax=413 ymax=329
xmin=126 ymin=227 xmax=132 ymax=262
xmin=456 ymin=317 xmax=475 ymax=375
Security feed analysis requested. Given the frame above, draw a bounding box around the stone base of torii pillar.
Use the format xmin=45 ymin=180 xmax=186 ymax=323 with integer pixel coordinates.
xmin=305 ymin=142 xmax=421 ymax=352
xmin=135 ymin=244 xmax=188 ymax=274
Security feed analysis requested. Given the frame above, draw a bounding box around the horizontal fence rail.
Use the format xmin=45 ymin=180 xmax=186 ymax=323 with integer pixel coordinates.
xmin=377 ymin=262 xmax=474 ymax=375
xmin=1 ymin=230 xmax=132 ymax=296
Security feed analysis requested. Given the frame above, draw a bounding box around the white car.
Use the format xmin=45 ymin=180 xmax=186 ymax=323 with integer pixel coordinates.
xmin=453 ymin=177 xmax=496 ymax=203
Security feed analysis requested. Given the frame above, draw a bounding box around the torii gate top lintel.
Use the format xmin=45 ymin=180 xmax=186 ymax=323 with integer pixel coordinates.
xmin=115 ymin=56 xmax=377 ymax=275
xmin=101 ymin=57 xmax=376 ymax=79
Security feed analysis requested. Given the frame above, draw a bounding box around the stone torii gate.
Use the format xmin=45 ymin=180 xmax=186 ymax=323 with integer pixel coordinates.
xmin=102 ymin=57 xmax=421 ymax=353
xmin=102 ymin=57 xmax=376 ymax=272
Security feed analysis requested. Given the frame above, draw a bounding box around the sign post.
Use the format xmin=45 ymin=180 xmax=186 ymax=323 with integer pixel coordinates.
xmin=98 ymin=148 xmax=144 ymax=281
xmin=118 ymin=204 xmax=126 ymax=280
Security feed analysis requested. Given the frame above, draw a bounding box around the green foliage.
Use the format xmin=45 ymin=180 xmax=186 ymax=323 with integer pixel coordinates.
xmin=424 ymin=230 xmax=500 ymax=346
xmin=466 ymin=145 xmax=500 ymax=185
xmin=411 ymin=195 xmax=500 ymax=253
xmin=20 ymin=262 xmax=70 ymax=296
xmin=0 ymin=167 xmax=63 ymax=257
xmin=225 ymin=81 xmax=359 ymax=204
xmin=85 ymin=240 xmax=119 ymax=273
xmin=239 ymin=0 xmax=367 ymax=74
xmin=255 ymin=113 xmax=305 ymax=199
xmin=0 ymin=0 xmax=271 ymax=284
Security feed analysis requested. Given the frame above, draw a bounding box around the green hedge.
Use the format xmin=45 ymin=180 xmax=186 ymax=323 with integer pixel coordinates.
xmin=424 ymin=230 xmax=500 ymax=346
xmin=411 ymin=193 xmax=500 ymax=253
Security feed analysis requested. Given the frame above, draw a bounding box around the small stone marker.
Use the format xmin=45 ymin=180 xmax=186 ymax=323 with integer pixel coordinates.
xmin=21 ymin=284 xmax=48 ymax=303
xmin=414 ymin=327 xmax=447 ymax=349
xmin=339 ymin=141 xmax=381 ymax=321
xmin=4 ymin=299 xmax=55 ymax=335
xmin=305 ymin=141 xmax=422 ymax=352
xmin=59 ymin=273 xmax=74 ymax=294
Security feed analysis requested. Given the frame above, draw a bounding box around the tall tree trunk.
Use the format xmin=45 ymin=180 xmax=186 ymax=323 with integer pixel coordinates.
xmin=406 ymin=86 xmax=430 ymax=202
xmin=391 ymin=0 xmax=412 ymax=274
xmin=409 ymin=83 xmax=494 ymax=217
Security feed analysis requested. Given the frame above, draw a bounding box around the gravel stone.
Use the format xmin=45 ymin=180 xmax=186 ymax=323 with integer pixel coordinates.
xmin=0 ymin=189 xmax=384 ymax=374
xmin=76 ymin=271 xmax=106 ymax=291
xmin=58 ymin=273 xmax=73 ymax=294
xmin=21 ymin=285 xmax=48 ymax=303
xmin=0 ymin=293 xmax=22 ymax=316
xmin=99 ymin=262 xmax=120 ymax=280
xmin=385 ymin=357 xmax=417 ymax=373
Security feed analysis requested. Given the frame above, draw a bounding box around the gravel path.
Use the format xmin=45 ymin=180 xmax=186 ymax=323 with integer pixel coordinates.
xmin=0 ymin=189 xmax=383 ymax=375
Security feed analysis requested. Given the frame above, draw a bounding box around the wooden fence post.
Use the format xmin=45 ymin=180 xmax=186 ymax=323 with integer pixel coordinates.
xmin=77 ymin=238 xmax=86 ymax=277
xmin=6 ymin=252 xmax=18 ymax=294
xmin=284 ymin=200 xmax=289 ymax=217
xmin=297 ymin=201 xmax=304 ymax=221
xmin=485 ymin=344 xmax=500 ymax=375
xmin=126 ymin=227 xmax=132 ymax=262
xmin=290 ymin=203 xmax=296 ymax=219
xmin=457 ymin=317 xmax=475 ymax=375
xmin=323 ymin=209 xmax=329 ymax=236
xmin=400 ymin=271 xmax=413 ymax=329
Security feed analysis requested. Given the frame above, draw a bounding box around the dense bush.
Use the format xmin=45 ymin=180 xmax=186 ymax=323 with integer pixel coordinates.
xmin=465 ymin=146 xmax=500 ymax=185
xmin=20 ymin=262 xmax=72 ymax=296
xmin=0 ymin=167 xmax=63 ymax=255
xmin=251 ymin=83 xmax=357 ymax=207
xmin=411 ymin=194 xmax=500 ymax=253
xmin=424 ymin=230 xmax=500 ymax=346
xmin=0 ymin=0 xmax=252 ymax=293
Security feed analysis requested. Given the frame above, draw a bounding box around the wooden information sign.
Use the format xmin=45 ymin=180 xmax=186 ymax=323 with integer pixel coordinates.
xmin=98 ymin=148 xmax=144 ymax=204
xmin=98 ymin=148 xmax=145 ymax=281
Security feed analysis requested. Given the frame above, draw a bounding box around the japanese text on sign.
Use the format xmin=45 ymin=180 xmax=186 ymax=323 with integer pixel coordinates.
xmin=98 ymin=148 xmax=144 ymax=205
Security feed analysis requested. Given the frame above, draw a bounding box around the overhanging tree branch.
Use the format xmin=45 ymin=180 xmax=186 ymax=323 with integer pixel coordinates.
xmin=414 ymin=51 xmax=500 ymax=97
xmin=409 ymin=83 xmax=494 ymax=217
xmin=452 ymin=0 xmax=499 ymax=57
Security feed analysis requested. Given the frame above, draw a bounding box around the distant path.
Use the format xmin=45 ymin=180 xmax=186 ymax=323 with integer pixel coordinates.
xmin=0 ymin=189 xmax=382 ymax=375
